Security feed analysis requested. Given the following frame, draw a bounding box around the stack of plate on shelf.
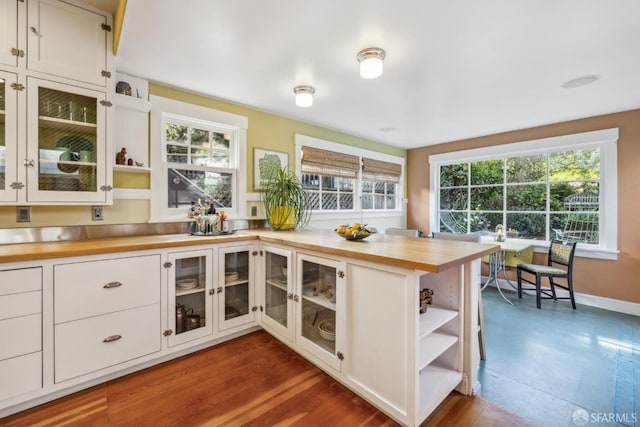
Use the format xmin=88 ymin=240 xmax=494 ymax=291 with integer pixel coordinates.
xmin=225 ymin=271 xmax=239 ymax=283
xmin=176 ymin=278 xmax=198 ymax=290
xmin=317 ymin=319 xmax=335 ymax=342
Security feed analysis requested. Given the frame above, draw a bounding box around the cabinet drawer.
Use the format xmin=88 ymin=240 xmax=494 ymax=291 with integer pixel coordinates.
xmin=0 ymin=268 xmax=42 ymax=295
xmin=0 ymin=291 xmax=41 ymax=321
xmin=0 ymin=314 xmax=41 ymax=361
xmin=54 ymin=303 xmax=160 ymax=383
xmin=0 ymin=352 xmax=42 ymax=401
xmin=54 ymin=255 xmax=161 ymax=323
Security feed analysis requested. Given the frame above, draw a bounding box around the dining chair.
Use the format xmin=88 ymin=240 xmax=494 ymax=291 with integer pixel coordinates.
xmin=432 ymin=232 xmax=486 ymax=360
xmin=385 ymin=228 xmax=420 ymax=237
xmin=516 ymin=239 xmax=578 ymax=309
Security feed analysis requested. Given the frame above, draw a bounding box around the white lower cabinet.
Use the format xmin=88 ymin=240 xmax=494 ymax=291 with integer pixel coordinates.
xmin=54 ymin=304 xmax=160 ymax=383
xmin=0 ymin=267 xmax=42 ymax=402
xmin=53 ymin=255 xmax=162 ymax=383
xmin=259 ymin=244 xmax=467 ymax=426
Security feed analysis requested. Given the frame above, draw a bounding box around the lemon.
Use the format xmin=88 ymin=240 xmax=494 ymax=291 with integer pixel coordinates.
xmin=336 ymin=226 xmax=347 ymax=234
xmin=351 ymin=222 xmax=361 ymax=229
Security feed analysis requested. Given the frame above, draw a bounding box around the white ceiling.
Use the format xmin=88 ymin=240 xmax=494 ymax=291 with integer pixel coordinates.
xmin=114 ymin=0 xmax=640 ymax=149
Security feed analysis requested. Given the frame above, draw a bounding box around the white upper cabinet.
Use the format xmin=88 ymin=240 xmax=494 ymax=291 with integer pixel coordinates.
xmin=27 ymin=0 xmax=110 ymax=87
xmin=0 ymin=0 xmax=19 ymax=68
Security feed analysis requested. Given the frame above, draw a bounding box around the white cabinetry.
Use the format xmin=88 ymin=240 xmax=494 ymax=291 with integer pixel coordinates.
xmin=0 ymin=71 xmax=18 ymax=202
xmin=0 ymin=0 xmax=18 ymax=68
xmin=259 ymin=246 xmax=345 ymax=373
xmin=260 ymin=245 xmax=293 ymax=341
xmin=0 ymin=267 xmax=42 ymax=401
xmin=217 ymin=243 xmax=257 ymax=331
xmin=0 ymin=0 xmax=114 ymax=206
xmin=27 ymin=0 xmax=111 ymax=87
xmin=166 ymin=248 xmax=214 ymax=347
xmin=53 ymin=255 xmax=161 ymax=382
xmin=416 ymin=266 xmax=463 ymax=422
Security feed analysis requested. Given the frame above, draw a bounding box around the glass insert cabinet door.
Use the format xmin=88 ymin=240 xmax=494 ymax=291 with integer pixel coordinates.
xmin=218 ymin=245 xmax=255 ymax=331
xmin=167 ymin=249 xmax=213 ymax=347
xmin=296 ymin=253 xmax=344 ymax=371
xmin=261 ymin=246 xmax=292 ymax=340
xmin=26 ymin=77 xmax=107 ymax=203
xmin=0 ymin=71 xmax=18 ymax=202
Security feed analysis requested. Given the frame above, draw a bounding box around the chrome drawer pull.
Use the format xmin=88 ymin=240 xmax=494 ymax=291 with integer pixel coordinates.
xmin=103 ymin=281 xmax=123 ymax=289
xmin=103 ymin=334 xmax=122 ymax=343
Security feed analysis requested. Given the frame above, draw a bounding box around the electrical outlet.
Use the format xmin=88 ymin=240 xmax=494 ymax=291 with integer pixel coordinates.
xmin=16 ymin=206 xmax=31 ymax=222
xmin=251 ymin=206 xmax=258 ymax=216
xmin=92 ymin=206 xmax=104 ymax=221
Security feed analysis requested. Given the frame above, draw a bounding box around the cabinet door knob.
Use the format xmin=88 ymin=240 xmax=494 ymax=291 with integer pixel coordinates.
xmin=103 ymin=334 xmax=122 ymax=343
xmin=293 ymin=294 xmax=299 ymax=302
xmin=217 ymin=287 xmax=223 ymax=294
xmin=287 ymin=292 xmax=293 ymax=300
xmin=30 ymin=26 xmax=39 ymax=35
xmin=103 ymin=281 xmax=122 ymax=289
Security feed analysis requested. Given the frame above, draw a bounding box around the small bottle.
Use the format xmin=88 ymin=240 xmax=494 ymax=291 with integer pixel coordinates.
xmin=207 ymin=197 xmax=216 ymax=215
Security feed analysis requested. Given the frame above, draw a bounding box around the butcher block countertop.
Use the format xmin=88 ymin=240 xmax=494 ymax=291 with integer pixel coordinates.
xmin=0 ymin=230 xmax=498 ymax=273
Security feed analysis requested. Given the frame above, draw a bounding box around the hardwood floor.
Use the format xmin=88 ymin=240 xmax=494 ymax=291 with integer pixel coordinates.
xmin=0 ymin=331 xmax=533 ymax=427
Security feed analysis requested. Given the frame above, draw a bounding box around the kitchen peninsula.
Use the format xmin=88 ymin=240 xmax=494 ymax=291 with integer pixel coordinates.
xmin=0 ymin=230 xmax=497 ymax=426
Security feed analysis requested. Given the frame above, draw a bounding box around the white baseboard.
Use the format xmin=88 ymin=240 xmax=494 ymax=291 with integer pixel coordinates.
xmin=472 ymin=381 xmax=482 ymax=396
xmin=482 ymin=277 xmax=640 ymax=316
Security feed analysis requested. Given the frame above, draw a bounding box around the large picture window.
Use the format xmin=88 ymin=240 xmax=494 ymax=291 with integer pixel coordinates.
xmin=430 ymin=129 xmax=618 ymax=259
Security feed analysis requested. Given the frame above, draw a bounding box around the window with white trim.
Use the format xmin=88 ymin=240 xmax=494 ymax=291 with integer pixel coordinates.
xmin=295 ymin=134 xmax=404 ymax=214
xmin=429 ymin=128 xmax=618 ymax=259
xmin=150 ymin=96 xmax=248 ymax=222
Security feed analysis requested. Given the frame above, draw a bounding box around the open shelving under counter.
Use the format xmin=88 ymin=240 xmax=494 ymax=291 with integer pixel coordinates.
xmin=418 ymin=331 xmax=459 ymax=370
xmin=419 ymin=364 xmax=463 ymax=421
xmin=419 ymin=306 xmax=458 ymax=338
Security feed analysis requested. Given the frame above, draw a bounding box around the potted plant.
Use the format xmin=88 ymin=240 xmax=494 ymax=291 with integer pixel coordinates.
xmin=261 ymin=165 xmax=311 ymax=230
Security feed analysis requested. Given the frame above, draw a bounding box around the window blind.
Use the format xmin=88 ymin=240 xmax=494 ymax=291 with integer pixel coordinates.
xmin=301 ymin=146 xmax=360 ymax=178
xmin=362 ymin=158 xmax=402 ymax=183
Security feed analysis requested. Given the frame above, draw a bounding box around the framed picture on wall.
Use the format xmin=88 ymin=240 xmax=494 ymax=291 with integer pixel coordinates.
xmin=254 ymin=147 xmax=289 ymax=191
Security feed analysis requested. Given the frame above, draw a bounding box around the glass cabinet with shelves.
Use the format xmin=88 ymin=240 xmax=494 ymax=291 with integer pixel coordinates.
xmin=26 ymin=77 xmax=108 ymax=204
xmin=218 ymin=244 xmax=256 ymax=331
xmin=167 ymin=249 xmax=213 ymax=347
xmin=296 ymin=253 xmax=344 ymax=371
xmin=261 ymin=245 xmax=293 ymax=341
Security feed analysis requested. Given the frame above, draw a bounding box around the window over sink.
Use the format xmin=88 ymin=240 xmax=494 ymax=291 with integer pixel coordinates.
xmin=150 ymin=96 xmax=248 ymax=222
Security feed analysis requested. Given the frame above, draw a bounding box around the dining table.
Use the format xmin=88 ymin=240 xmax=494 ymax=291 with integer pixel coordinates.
xmin=480 ymin=236 xmax=534 ymax=305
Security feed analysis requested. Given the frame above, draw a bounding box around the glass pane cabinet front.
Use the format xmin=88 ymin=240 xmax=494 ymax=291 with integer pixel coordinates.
xmin=37 ymin=86 xmax=98 ymax=193
xmin=223 ymin=250 xmax=250 ymax=321
xmin=300 ymin=259 xmax=337 ymax=355
xmin=174 ymin=255 xmax=208 ymax=336
xmin=264 ymin=251 xmax=289 ymax=328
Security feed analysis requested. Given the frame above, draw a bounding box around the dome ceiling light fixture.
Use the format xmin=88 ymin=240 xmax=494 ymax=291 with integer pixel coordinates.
xmin=294 ymin=85 xmax=315 ymax=107
xmin=357 ymin=47 xmax=385 ymax=79
xmin=561 ymin=74 xmax=600 ymax=89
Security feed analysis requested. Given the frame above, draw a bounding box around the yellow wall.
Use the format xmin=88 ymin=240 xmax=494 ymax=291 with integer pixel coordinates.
xmin=0 ymin=83 xmax=405 ymax=228
xmin=149 ymin=83 xmax=405 ymax=194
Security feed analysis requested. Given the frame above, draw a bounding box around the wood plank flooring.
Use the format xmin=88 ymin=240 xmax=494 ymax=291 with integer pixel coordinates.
xmin=0 ymin=331 xmax=534 ymax=427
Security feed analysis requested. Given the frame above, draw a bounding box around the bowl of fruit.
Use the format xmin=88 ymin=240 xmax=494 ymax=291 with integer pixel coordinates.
xmin=335 ymin=223 xmax=376 ymax=241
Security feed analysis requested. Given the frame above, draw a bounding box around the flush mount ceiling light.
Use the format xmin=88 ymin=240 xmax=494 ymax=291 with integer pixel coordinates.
xmin=357 ymin=47 xmax=385 ymax=79
xmin=561 ymin=74 xmax=600 ymax=89
xmin=294 ymin=85 xmax=315 ymax=107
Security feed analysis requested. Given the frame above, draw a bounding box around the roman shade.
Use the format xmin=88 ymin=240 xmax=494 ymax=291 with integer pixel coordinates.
xmin=362 ymin=158 xmax=402 ymax=183
xmin=301 ymin=146 xmax=360 ymax=178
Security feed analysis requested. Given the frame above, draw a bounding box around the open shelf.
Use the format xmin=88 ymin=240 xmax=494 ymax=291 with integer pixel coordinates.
xmin=418 ymin=332 xmax=458 ymax=371
xmin=418 ymin=365 xmax=462 ymax=423
xmin=115 ymin=93 xmax=152 ymax=112
xmin=419 ymin=306 xmax=458 ymax=339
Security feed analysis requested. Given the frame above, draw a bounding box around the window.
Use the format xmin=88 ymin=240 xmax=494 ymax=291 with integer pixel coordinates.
xmin=150 ymin=96 xmax=248 ymax=222
xmin=296 ymin=134 xmax=404 ymax=216
xmin=430 ymin=129 xmax=618 ymax=259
